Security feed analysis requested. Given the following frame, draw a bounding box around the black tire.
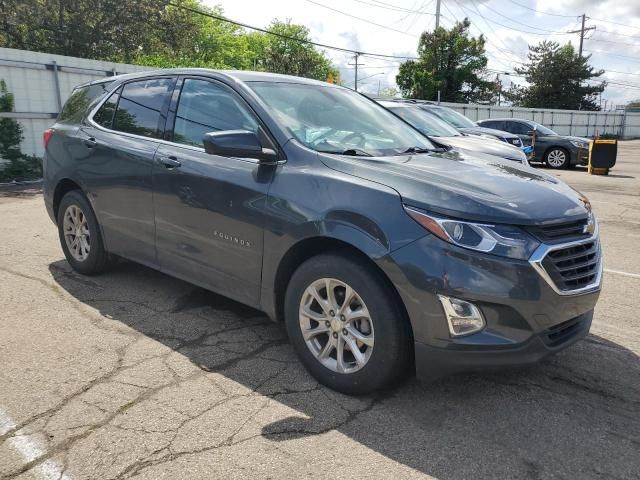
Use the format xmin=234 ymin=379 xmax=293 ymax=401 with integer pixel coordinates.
xmin=57 ymin=190 xmax=115 ymax=275
xmin=544 ymin=147 xmax=570 ymax=169
xmin=284 ymin=253 xmax=412 ymax=395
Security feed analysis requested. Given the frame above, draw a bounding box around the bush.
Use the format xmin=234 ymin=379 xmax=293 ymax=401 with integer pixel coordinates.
xmin=0 ymin=79 xmax=42 ymax=182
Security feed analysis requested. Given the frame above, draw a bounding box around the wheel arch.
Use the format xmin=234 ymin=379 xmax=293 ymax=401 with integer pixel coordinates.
xmin=269 ymin=236 xmax=413 ymax=345
xmin=53 ymin=178 xmax=83 ymax=223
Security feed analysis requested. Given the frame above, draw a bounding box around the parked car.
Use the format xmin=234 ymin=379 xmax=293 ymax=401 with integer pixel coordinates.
xmin=478 ymin=118 xmax=591 ymax=169
xmin=379 ymin=101 xmax=528 ymax=164
xmin=410 ymin=102 xmax=525 ymax=148
xmin=43 ymin=70 xmax=602 ymax=394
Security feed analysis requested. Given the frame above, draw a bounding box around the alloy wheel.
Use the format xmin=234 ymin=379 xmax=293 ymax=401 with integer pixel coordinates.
xmin=63 ymin=204 xmax=91 ymax=261
xmin=547 ymin=149 xmax=567 ymax=168
xmin=299 ymin=278 xmax=374 ymax=374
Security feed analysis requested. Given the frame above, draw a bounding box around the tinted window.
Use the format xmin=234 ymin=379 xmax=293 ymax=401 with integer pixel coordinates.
xmin=112 ymin=78 xmax=174 ymax=138
xmin=93 ymin=87 xmax=121 ymax=128
xmin=173 ymin=79 xmax=258 ymax=147
xmin=481 ymin=120 xmax=503 ymax=130
xmin=58 ymin=82 xmax=113 ymax=123
xmin=509 ymin=122 xmax=530 ymax=135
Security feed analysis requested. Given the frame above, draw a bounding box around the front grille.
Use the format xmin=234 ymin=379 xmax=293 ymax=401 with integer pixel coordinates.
xmin=541 ymin=241 xmax=600 ymax=292
xmin=542 ymin=315 xmax=587 ymax=348
xmin=527 ymin=218 xmax=589 ymax=243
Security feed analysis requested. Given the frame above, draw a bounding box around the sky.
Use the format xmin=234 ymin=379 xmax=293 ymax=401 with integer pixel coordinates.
xmin=203 ymin=0 xmax=640 ymax=109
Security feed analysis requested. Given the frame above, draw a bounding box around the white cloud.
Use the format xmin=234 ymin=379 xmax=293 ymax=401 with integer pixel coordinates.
xmin=206 ymin=0 xmax=640 ymax=106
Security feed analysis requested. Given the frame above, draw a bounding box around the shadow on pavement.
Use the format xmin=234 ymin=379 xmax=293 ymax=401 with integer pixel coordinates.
xmin=49 ymin=259 xmax=640 ymax=479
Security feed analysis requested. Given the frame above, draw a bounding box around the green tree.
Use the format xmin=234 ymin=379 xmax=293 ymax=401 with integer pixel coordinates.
xmin=505 ymin=41 xmax=605 ymax=110
xmin=252 ymin=20 xmax=339 ymax=80
xmin=0 ymin=80 xmax=42 ymax=182
xmin=396 ymin=19 xmax=494 ymax=102
xmin=0 ymin=0 xmax=165 ymax=62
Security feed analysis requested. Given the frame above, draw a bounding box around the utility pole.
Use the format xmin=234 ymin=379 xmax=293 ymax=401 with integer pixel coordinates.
xmin=348 ymin=53 xmax=363 ymax=91
xmin=567 ymin=14 xmax=595 ymax=58
xmin=435 ymin=0 xmax=441 ymax=29
xmin=495 ymin=72 xmax=509 ymax=106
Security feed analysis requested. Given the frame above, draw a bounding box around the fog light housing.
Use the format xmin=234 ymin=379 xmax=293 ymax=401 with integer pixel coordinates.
xmin=437 ymin=295 xmax=485 ymax=337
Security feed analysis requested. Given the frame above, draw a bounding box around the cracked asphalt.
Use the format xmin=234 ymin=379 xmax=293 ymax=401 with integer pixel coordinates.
xmin=1 ymin=142 xmax=639 ymax=480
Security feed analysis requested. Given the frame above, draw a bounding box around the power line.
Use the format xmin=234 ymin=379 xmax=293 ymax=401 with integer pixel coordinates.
xmin=479 ymin=2 xmax=578 ymax=35
xmin=166 ymin=2 xmax=420 ymax=60
xmin=348 ymin=0 xmax=435 ymax=15
xmin=503 ymin=0 xmax=576 ymax=18
xmin=304 ymin=0 xmax=418 ymax=37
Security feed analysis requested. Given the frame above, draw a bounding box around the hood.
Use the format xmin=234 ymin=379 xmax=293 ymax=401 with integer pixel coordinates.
xmin=434 ymin=136 xmax=525 ymax=163
xmin=458 ymin=126 xmax=518 ymax=139
xmin=318 ymin=149 xmax=589 ymax=225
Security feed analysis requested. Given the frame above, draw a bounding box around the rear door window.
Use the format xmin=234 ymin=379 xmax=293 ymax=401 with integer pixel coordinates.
xmin=58 ymin=82 xmax=113 ymax=123
xmin=172 ymin=78 xmax=258 ymax=147
xmin=93 ymin=87 xmax=121 ymax=129
xmin=510 ymin=122 xmax=530 ymax=135
xmin=112 ymin=78 xmax=175 ymax=138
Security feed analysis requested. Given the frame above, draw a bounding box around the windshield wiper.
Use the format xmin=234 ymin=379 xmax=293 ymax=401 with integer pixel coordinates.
xmin=317 ymin=148 xmax=373 ymax=157
xmin=401 ymin=146 xmax=448 ymax=154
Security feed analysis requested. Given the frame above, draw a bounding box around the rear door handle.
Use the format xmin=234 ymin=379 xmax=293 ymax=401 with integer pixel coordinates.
xmin=157 ymin=155 xmax=181 ymax=169
xmin=83 ymin=137 xmax=97 ymax=148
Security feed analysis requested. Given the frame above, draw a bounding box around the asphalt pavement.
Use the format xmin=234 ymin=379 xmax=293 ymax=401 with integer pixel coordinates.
xmin=1 ymin=142 xmax=639 ymax=479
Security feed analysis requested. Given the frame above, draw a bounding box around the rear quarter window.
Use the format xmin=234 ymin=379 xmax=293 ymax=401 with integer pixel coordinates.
xmin=58 ymin=82 xmax=113 ymax=124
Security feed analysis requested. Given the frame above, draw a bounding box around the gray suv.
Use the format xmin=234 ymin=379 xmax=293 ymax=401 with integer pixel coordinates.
xmin=43 ymin=69 xmax=602 ymax=394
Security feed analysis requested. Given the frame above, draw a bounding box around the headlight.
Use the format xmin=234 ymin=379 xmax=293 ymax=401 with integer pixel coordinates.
xmin=404 ymin=206 xmax=540 ymax=260
xmin=570 ymin=140 xmax=589 ymax=149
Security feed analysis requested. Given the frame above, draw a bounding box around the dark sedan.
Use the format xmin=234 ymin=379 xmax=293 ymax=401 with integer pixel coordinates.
xmin=478 ymin=118 xmax=591 ymax=169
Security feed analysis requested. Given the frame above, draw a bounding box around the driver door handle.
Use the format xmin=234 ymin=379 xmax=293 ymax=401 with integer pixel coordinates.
xmin=83 ymin=137 xmax=97 ymax=148
xmin=157 ymin=155 xmax=181 ymax=169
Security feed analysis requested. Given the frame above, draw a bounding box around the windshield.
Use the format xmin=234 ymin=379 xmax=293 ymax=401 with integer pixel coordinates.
xmin=248 ymin=82 xmax=434 ymax=156
xmin=387 ymin=105 xmax=462 ymax=137
xmin=527 ymin=121 xmax=557 ymax=136
xmin=426 ymin=106 xmax=476 ymax=129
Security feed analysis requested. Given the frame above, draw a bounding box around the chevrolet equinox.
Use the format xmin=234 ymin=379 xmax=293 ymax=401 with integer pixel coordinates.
xmin=43 ymin=70 xmax=602 ymax=394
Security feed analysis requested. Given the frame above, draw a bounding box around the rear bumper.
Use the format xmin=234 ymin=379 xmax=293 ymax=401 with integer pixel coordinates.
xmin=414 ymin=310 xmax=592 ymax=381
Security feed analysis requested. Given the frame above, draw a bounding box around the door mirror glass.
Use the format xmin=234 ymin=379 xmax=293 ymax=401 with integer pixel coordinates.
xmin=203 ymin=130 xmax=276 ymax=161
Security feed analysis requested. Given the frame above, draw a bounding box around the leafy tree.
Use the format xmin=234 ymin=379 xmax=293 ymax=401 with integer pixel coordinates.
xmin=505 ymin=41 xmax=605 ymax=111
xmin=251 ymin=20 xmax=339 ymax=80
xmin=0 ymin=1 xmax=339 ymax=81
xmin=0 ymin=0 xmax=165 ymax=62
xmin=396 ymin=19 xmax=494 ymax=102
xmin=0 ymin=80 xmax=42 ymax=182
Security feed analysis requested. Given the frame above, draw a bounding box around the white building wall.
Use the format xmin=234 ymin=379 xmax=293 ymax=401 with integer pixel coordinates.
xmin=0 ymin=47 xmax=154 ymax=157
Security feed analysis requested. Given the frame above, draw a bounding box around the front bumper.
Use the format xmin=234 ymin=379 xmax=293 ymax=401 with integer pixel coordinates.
xmin=381 ymin=232 xmax=601 ymax=381
xmin=576 ymin=147 xmax=590 ymax=165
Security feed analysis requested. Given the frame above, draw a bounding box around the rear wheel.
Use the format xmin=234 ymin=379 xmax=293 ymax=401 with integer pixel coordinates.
xmin=284 ymin=253 xmax=412 ymax=395
xmin=545 ymin=148 xmax=569 ymax=169
xmin=57 ymin=190 xmax=114 ymax=275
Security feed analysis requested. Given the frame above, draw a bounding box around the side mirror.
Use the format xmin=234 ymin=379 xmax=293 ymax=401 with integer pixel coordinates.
xmin=527 ymin=130 xmax=536 ymax=136
xmin=203 ymin=130 xmax=277 ymax=162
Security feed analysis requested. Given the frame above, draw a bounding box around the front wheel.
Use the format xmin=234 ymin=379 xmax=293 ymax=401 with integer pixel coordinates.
xmin=284 ymin=253 xmax=412 ymax=395
xmin=545 ymin=148 xmax=569 ymax=169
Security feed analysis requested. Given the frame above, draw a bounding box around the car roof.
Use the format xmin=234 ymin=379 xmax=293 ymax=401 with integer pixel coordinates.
xmin=78 ymin=68 xmax=335 ymax=89
xmin=481 ymin=118 xmax=531 ymax=123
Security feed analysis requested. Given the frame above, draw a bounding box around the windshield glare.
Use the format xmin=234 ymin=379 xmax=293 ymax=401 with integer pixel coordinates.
xmin=387 ymin=105 xmax=462 ymax=137
xmin=427 ymin=106 xmax=476 ymax=129
xmin=248 ymin=82 xmax=434 ymax=156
